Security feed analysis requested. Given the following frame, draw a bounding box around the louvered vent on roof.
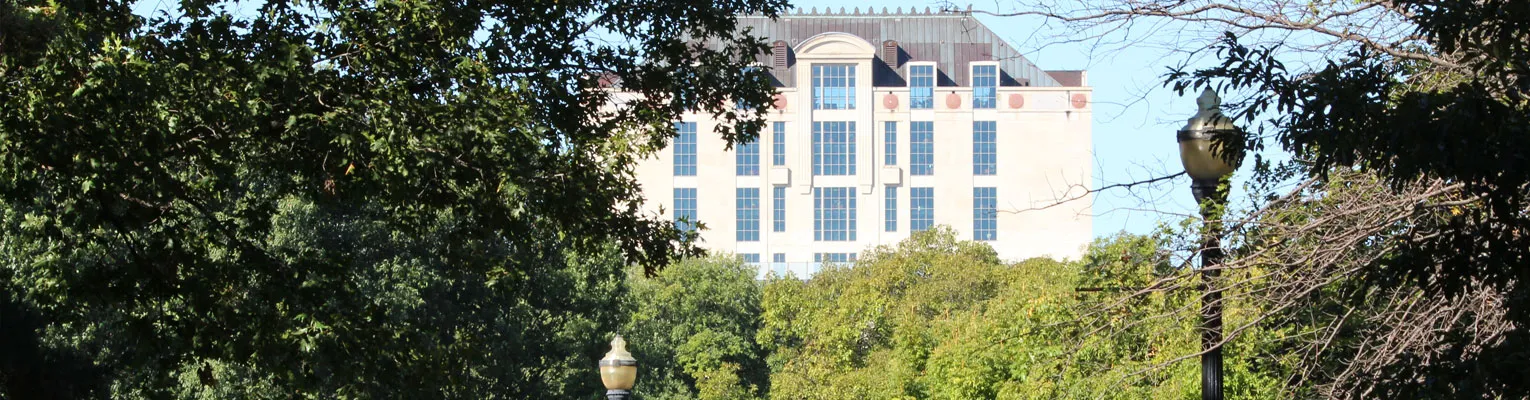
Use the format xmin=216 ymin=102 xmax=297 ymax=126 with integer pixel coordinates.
xmin=882 ymin=40 xmax=899 ymax=69
xmin=772 ymin=40 xmax=788 ymax=69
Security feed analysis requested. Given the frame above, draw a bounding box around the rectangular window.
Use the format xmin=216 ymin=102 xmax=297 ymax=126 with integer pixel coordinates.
xmin=736 ymin=138 xmax=759 ymax=176
xmin=771 ymin=253 xmax=787 ymax=277
xmin=812 ymin=121 xmax=857 ymax=176
xmin=736 ymin=188 xmax=760 ymax=242
xmin=814 ymin=253 xmax=857 ymax=263
xmin=974 ymin=187 xmax=997 ymax=241
xmin=909 ymin=64 xmax=935 ymax=109
xmin=675 ymin=188 xmax=698 ymax=235
xmin=811 ymin=64 xmax=856 ymax=110
xmin=772 ymin=186 xmax=786 ymax=232
xmin=738 ymin=66 xmax=761 ymax=110
xmin=883 ymin=121 xmax=897 ymax=166
xmin=885 ymin=187 xmax=898 ymax=232
xmin=910 ymin=121 xmax=934 ymax=176
xmin=911 ymin=187 xmax=934 ymax=231
xmin=674 ymin=122 xmax=697 ymax=176
xmin=773 ymin=253 xmax=785 ymax=263
xmin=973 ymin=65 xmax=997 ymax=109
xmin=813 ymin=187 xmax=857 ymax=241
xmin=740 ymin=253 xmax=760 ymax=263
xmin=973 ymin=121 xmax=997 ymax=175
xmin=771 ymin=122 xmax=786 ymax=166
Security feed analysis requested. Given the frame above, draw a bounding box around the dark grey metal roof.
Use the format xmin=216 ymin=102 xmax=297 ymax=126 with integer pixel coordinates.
xmin=727 ymin=8 xmax=1064 ymax=88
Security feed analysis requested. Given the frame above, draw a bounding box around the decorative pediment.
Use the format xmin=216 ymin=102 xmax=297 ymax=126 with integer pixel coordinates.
xmin=795 ymin=32 xmax=876 ymax=59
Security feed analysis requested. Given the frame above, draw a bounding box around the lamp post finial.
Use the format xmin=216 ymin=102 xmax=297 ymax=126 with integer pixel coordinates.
xmin=1196 ymin=88 xmax=1220 ymax=112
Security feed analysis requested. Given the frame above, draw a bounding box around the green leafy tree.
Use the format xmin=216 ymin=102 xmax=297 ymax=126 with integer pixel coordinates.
xmin=622 ymin=256 xmax=767 ymax=400
xmin=6 ymin=197 xmax=634 ymax=398
xmin=989 ymin=0 xmax=1530 ymax=395
xmin=758 ymin=226 xmax=1006 ymax=399
xmin=757 ymin=227 xmax=1285 ymax=399
xmin=1161 ymin=1 xmax=1530 ymax=396
xmin=0 ymin=0 xmax=786 ymax=397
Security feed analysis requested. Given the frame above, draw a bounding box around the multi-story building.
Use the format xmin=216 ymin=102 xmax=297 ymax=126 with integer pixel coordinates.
xmin=632 ymin=8 xmax=1093 ymax=278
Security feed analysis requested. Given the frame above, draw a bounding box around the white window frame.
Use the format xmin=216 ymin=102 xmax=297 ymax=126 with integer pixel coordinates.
xmin=970 ymin=61 xmax=1000 ymax=109
xmin=907 ymin=61 xmax=938 ymax=110
xmin=811 ymin=64 xmax=857 ymax=110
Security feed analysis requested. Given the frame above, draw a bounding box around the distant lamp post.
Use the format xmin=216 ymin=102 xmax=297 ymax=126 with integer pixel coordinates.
xmin=599 ymin=335 xmax=638 ymax=400
xmin=1177 ymin=88 xmax=1240 ymax=400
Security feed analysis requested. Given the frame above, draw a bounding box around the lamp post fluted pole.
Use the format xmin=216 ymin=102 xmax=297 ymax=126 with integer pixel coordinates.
xmin=1176 ymin=88 xmax=1240 ymax=400
xmin=1192 ymin=179 xmax=1226 ymax=400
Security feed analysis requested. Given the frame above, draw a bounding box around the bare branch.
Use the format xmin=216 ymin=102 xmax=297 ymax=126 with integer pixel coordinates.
xmin=961 ymin=0 xmax=1458 ymax=69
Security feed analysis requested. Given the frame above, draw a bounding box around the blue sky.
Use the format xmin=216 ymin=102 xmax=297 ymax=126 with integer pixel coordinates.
xmin=790 ymin=0 xmax=1242 ymax=238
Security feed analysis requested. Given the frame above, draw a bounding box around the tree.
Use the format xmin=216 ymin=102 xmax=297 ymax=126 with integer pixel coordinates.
xmin=1215 ymin=171 xmax=1529 ymax=398
xmin=622 ymin=256 xmax=768 ymax=400
xmin=756 ymin=227 xmax=1285 ymax=399
xmin=0 ymin=0 xmax=786 ymax=397
xmin=6 ymin=197 xmax=639 ymax=398
xmin=756 ymin=227 xmax=1009 ymax=399
xmin=977 ymin=0 xmax=1530 ymax=397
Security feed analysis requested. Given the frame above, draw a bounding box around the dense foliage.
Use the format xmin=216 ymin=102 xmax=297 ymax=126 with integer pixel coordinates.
xmin=5 ymin=199 xmax=634 ymax=398
xmin=614 ymin=227 xmax=1287 ymax=399
xmin=1162 ymin=0 xmax=1530 ymax=396
xmin=0 ymin=0 xmax=785 ymax=397
xmin=623 ymin=256 xmax=767 ymax=400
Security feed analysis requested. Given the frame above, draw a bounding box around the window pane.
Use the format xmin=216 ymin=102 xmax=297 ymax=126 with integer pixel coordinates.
xmin=736 ymin=188 xmax=760 ymax=242
xmin=813 ymin=187 xmax=857 ymax=241
xmin=910 ymin=65 xmax=935 ymax=109
xmin=884 ymin=121 xmax=897 ymax=166
xmin=910 ymin=121 xmax=934 ymax=176
xmin=674 ymin=122 xmax=696 ymax=176
xmin=814 ymin=253 xmax=856 ymax=263
xmin=973 ymin=121 xmax=996 ymax=175
xmin=885 ymin=187 xmax=898 ymax=232
xmin=911 ymin=187 xmax=934 ymax=231
xmin=772 ymin=186 xmax=786 ymax=232
xmin=812 ymin=64 xmax=857 ymax=110
xmin=736 ymin=138 xmax=759 ymax=176
xmin=973 ymin=65 xmax=997 ymax=109
xmin=772 ymin=122 xmax=786 ymax=166
xmin=738 ymin=66 xmax=762 ymax=110
xmin=675 ymin=188 xmax=698 ymax=238
xmin=973 ymin=187 xmax=997 ymax=240
xmin=812 ymin=121 xmax=857 ymax=176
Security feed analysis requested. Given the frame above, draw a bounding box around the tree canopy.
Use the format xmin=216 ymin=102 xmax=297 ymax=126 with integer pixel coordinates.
xmin=984 ymin=0 xmax=1530 ymax=396
xmin=0 ymin=0 xmax=786 ymax=397
xmin=623 ymin=256 xmax=768 ymax=400
xmin=757 ymin=227 xmax=1285 ymax=399
xmin=1166 ymin=1 xmax=1530 ymax=396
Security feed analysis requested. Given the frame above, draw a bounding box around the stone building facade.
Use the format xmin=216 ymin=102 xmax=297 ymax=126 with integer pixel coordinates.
xmin=632 ymin=9 xmax=1093 ymax=277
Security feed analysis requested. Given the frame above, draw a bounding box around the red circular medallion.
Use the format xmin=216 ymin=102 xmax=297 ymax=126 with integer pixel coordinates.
xmin=1070 ymin=93 xmax=1088 ymax=109
xmin=882 ymin=93 xmax=899 ymax=110
xmin=1008 ymin=93 xmax=1024 ymax=109
xmin=945 ymin=92 xmax=961 ymax=109
xmin=773 ymin=93 xmax=787 ymax=110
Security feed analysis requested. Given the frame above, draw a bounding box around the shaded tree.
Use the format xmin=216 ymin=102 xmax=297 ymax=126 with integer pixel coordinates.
xmin=976 ymin=0 xmax=1530 ymax=397
xmin=0 ymin=0 xmax=786 ymax=397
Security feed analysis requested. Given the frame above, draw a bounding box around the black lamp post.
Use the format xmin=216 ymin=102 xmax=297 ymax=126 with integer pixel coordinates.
xmin=1176 ymin=88 xmax=1240 ymax=400
xmin=599 ymin=335 xmax=638 ymax=400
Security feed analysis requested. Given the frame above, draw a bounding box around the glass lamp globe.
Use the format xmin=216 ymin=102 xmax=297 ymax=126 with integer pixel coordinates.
xmin=1178 ymin=88 xmax=1240 ymax=181
xmin=599 ymin=335 xmax=637 ymax=391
